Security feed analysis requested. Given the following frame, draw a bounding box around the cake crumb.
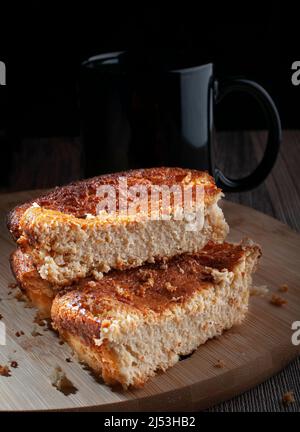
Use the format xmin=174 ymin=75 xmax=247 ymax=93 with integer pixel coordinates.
xmin=177 ymin=265 xmax=185 ymax=274
xmin=136 ymin=277 xmax=155 ymax=296
xmin=282 ymin=390 xmax=295 ymax=405
xmin=171 ymin=295 xmax=183 ymax=302
xmin=115 ymin=285 xmax=125 ymax=296
xmin=115 ymin=285 xmax=133 ymax=300
xmin=8 ymin=282 xmax=18 ymax=290
xmin=190 ymin=265 xmax=199 ymax=275
xmin=279 ymin=284 xmax=289 ymax=293
xmin=250 ymin=285 xmax=269 ymax=297
xmin=138 ymin=269 xmax=153 ymax=282
xmin=65 ymin=358 xmax=72 ymax=363
xmin=0 ymin=365 xmax=11 ymax=376
xmin=15 ymin=331 xmax=24 ymax=337
xmin=87 ymin=281 xmax=97 ymax=288
xmin=31 ymin=327 xmax=43 ymax=337
xmin=146 ymin=277 xmax=154 ymax=287
xmin=10 ymin=361 xmax=18 ymax=369
xmin=165 ymin=282 xmax=176 ymax=292
xmin=50 ymin=366 xmax=77 ymax=395
xmin=33 ymin=312 xmax=47 ymax=327
xmin=59 ymin=340 xmax=64 ymax=345
xmin=270 ymin=294 xmax=287 ymax=307
xmin=214 ymin=359 xmax=225 ymax=369
xmin=91 ymin=269 xmax=104 ymax=281
xmin=160 ymin=262 xmax=168 ymax=270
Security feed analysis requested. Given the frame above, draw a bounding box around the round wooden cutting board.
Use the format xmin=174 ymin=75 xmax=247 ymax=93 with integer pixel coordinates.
xmin=0 ymin=190 xmax=299 ymax=411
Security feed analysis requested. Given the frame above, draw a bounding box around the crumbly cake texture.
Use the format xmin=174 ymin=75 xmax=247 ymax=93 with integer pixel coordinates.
xmin=51 ymin=240 xmax=261 ymax=389
xmin=7 ymin=168 xmax=229 ymax=285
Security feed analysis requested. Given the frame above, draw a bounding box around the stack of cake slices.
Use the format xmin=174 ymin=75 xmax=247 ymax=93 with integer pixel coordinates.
xmin=7 ymin=167 xmax=261 ymax=388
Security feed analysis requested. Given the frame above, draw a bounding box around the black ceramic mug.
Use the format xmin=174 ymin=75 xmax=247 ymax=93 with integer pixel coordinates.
xmin=80 ymin=52 xmax=281 ymax=191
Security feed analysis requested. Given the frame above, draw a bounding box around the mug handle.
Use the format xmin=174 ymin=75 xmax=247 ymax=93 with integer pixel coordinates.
xmin=213 ymin=78 xmax=281 ymax=192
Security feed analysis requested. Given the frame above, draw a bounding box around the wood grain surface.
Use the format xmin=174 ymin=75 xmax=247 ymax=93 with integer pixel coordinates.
xmin=0 ymin=190 xmax=299 ymax=411
xmin=1 ymin=130 xmax=300 ymax=411
xmin=211 ymin=130 xmax=300 ymax=412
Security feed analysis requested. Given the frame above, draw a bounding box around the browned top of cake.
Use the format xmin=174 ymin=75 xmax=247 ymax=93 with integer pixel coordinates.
xmin=58 ymin=241 xmax=252 ymax=312
xmin=7 ymin=167 xmax=219 ymax=241
xmin=52 ymin=241 xmax=260 ymax=342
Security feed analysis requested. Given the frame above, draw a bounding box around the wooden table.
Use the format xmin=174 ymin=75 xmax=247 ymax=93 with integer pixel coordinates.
xmin=210 ymin=130 xmax=300 ymax=411
xmin=1 ymin=130 xmax=300 ymax=411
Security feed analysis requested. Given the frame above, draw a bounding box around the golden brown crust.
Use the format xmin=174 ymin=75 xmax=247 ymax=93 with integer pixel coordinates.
xmin=10 ymin=249 xmax=55 ymax=317
xmin=51 ymin=241 xmax=261 ymax=346
xmin=57 ymin=330 xmax=130 ymax=387
xmin=7 ymin=167 xmax=219 ymax=241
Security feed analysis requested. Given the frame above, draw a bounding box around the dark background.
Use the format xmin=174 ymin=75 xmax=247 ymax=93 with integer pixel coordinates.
xmin=0 ymin=1 xmax=296 ymax=190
